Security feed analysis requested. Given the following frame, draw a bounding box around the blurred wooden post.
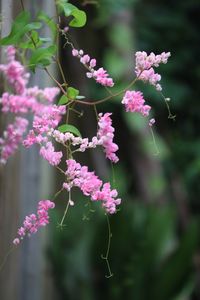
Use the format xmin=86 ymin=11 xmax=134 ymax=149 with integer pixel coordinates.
xmin=0 ymin=1 xmax=21 ymax=299
xmin=0 ymin=0 xmax=55 ymax=299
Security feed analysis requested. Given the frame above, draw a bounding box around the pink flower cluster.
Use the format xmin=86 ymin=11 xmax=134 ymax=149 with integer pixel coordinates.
xmin=0 ymin=46 xmax=29 ymax=95
xmin=72 ymin=48 xmax=114 ymax=87
xmin=13 ymin=200 xmax=55 ymax=245
xmin=51 ymin=129 xmax=101 ymax=150
xmin=40 ymin=142 xmax=63 ymax=166
xmin=122 ymin=90 xmax=151 ymax=117
xmin=50 ymin=113 xmax=119 ymax=163
xmin=0 ymin=117 xmax=28 ymax=164
xmin=97 ymin=113 xmax=119 ymax=163
xmin=32 ymin=105 xmax=66 ymax=134
xmin=23 ymin=104 xmax=65 ymax=166
xmin=0 ymin=47 xmax=65 ymax=164
xmin=26 ymin=86 xmax=60 ymax=103
xmin=63 ymin=159 xmax=121 ymax=214
xmin=135 ymin=51 xmax=171 ymax=91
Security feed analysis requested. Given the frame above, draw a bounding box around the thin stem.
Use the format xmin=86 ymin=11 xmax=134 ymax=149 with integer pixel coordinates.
xmin=0 ymin=246 xmax=14 ymax=273
xmin=69 ymin=107 xmax=83 ymax=117
xmin=93 ymin=104 xmax=98 ymax=121
xmin=56 ymin=165 xmax=66 ymax=175
xmin=20 ymin=0 xmax=25 ymax=10
xmin=150 ymin=126 xmax=160 ymax=156
xmin=53 ymin=2 xmax=69 ymax=88
xmin=58 ymin=190 xmax=72 ymax=227
xmin=110 ymin=162 xmax=116 ymax=188
xmin=160 ymin=92 xmax=176 ymax=120
xmin=75 ymin=75 xmax=140 ymax=106
xmin=55 ymin=57 xmax=68 ymax=87
xmin=44 ymin=67 xmax=67 ymax=95
xmin=104 ymin=86 xmax=114 ymax=96
xmin=101 ymin=214 xmax=113 ymax=278
xmin=53 ymin=187 xmax=64 ymax=201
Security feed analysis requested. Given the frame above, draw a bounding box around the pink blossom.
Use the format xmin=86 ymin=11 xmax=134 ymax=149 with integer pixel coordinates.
xmin=90 ymin=59 xmax=96 ymax=68
xmin=135 ymin=51 xmax=171 ymax=91
xmin=63 ymin=159 xmax=121 ymax=214
xmin=0 ymin=50 xmax=29 ymax=94
xmin=97 ymin=113 xmax=119 ymax=163
xmin=0 ymin=117 xmax=28 ymax=164
xmin=93 ymin=68 xmax=114 ymax=87
xmin=23 ymin=130 xmax=37 ymax=148
xmin=0 ymin=48 xmax=65 ymax=164
xmin=1 ymin=93 xmax=33 ymax=113
xmin=32 ymin=105 xmax=66 ymax=134
xmin=72 ymin=49 xmax=79 ymax=56
xmin=149 ymin=118 xmax=155 ymax=127
xmin=63 ymin=26 xmax=69 ymax=32
xmin=122 ymin=90 xmax=151 ymax=117
xmin=72 ymin=48 xmax=114 ymax=87
xmin=40 ymin=142 xmax=63 ymax=166
xmin=92 ymin=183 xmax=121 ymax=214
xmin=80 ymin=54 xmax=90 ymax=64
xmin=13 ymin=238 xmax=20 ymax=245
xmin=13 ymin=200 xmax=55 ymax=245
xmin=7 ymin=46 xmax=16 ymax=61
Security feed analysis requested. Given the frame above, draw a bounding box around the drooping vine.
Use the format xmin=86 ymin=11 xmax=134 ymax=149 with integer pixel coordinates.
xmin=0 ymin=0 xmax=173 ymax=277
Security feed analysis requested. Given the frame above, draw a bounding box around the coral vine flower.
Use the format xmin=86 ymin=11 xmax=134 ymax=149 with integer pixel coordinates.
xmin=122 ymin=90 xmax=151 ymax=117
xmin=72 ymin=48 xmax=114 ymax=87
xmin=13 ymin=200 xmax=55 ymax=245
xmin=97 ymin=113 xmax=119 ymax=163
xmin=63 ymin=159 xmax=121 ymax=214
xmin=135 ymin=51 xmax=171 ymax=90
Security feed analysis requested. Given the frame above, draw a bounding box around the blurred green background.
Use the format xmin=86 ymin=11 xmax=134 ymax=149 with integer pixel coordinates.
xmin=47 ymin=0 xmax=200 ymax=299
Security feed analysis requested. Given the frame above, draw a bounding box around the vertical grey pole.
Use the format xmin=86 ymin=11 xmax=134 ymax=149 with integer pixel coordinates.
xmin=0 ymin=1 xmax=22 ymax=300
xmin=19 ymin=1 xmax=56 ymax=299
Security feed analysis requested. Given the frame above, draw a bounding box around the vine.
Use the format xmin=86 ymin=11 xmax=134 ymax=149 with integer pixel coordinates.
xmin=0 ymin=0 xmax=173 ymax=277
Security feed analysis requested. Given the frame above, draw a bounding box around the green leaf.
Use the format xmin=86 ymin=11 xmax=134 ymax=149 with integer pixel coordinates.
xmin=29 ymin=45 xmax=57 ymax=71
xmin=56 ymin=1 xmax=87 ymax=28
xmin=67 ymin=87 xmax=79 ymax=100
xmin=58 ymin=124 xmax=82 ymax=137
xmin=62 ymin=3 xmax=77 ymax=16
xmin=19 ymin=30 xmax=42 ymax=49
xmin=37 ymin=11 xmax=57 ymax=41
xmin=57 ymin=1 xmax=74 ymax=15
xmin=58 ymin=95 xmax=69 ymax=105
xmin=69 ymin=9 xmax=87 ymax=28
xmin=0 ymin=11 xmax=42 ymax=46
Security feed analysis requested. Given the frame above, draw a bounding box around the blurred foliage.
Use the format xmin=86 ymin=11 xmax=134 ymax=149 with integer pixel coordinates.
xmin=48 ymin=0 xmax=200 ymax=299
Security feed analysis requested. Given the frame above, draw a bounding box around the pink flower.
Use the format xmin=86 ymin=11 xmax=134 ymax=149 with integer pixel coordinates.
xmin=93 ymin=68 xmax=114 ymax=87
xmin=72 ymin=49 xmax=79 ymax=57
xmin=97 ymin=113 xmax=119 ymax=163
xmin=0 ymin=117 xmax=28 ymax=164
xmin=90 ymin=59 xmax=96 ymax=68
xmin=13 ymin=200 xmax=55 ymax=245
xmin=23 ymin=130 xmax=37 ymax=148
xmin=0 ymin=47 xmax=65 ymax=164
xmin=122 ymin=90 xmax=151 ymax=117
xmin=63 ymin=159 xmax=121 ymax=214
xmin=13 ymin=238 xmax=20 ymax=245
xmin=72 ymin=48 xmax=114 ymax=87
xmin=40 ymin=142 xmax=63 ymax=166
xmin=135 ymin=51 xmax=170 ymax=91
xmin=149 ymin=118 xmax=155 ymax=127
xmin=80 ymin=54 xmax=90 ymax=64
xmin=0 ymin=50 xmax=29 ymax=94
xmin=92 ymin=183 xmax=121 ymax=214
